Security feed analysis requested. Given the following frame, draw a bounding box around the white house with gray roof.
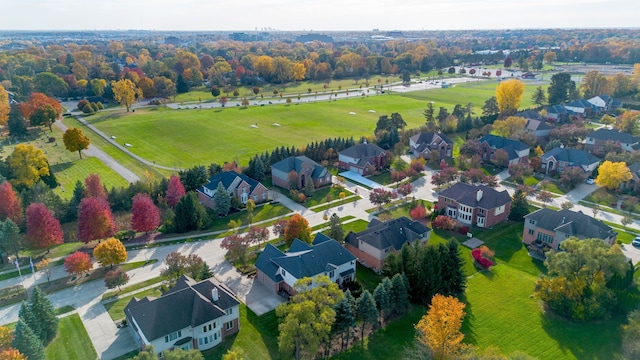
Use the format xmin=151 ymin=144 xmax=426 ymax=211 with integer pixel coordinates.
xmin=584 ymin=128 xmax=640 ymax=154
xmin=255 ymin=234 xmax=356 ymax=296
xmin=540 ymin=147 xmax=600 ymax=174
xmin=523 ymin=208 xmax=617 ymax=254
xmin=124 ymin=275 xmax=240 ymax=354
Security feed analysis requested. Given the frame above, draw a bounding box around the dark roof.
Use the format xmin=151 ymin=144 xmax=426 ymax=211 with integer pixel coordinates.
xmin=545 ymin=104 xmax=568 ymax=115
xmin=439 ymin=182 xmax=511 ymax=209
xmin=525 ymin=118 xmax=554 ymax=132
xmin=525 ymin=208 xmax=616 ymax=239
xmin=478 ymin=134 xmax=530 ymax=160
xmin=629 ymin=162 xmax=640 ymax=178
xmin=565 ymin=99 xmax=596 ymax=110
xmin=410 ymin=132 xmax=454 ymax=146
xmin=344 ymin=216 xmax=431 ymax=252
xmin=200 ymin=170 xmax=262 ymax=196
xmin=271 ymin=156 xmax=328 ymax=179
xmin=125 ymin=275 xmax=239 ymax=342
xmin=587 ymin=128 xmax=639 ymax=144
xmin=255 ymin=238 xmax=355 ymax=280
xmin=541 ymin=147 xmax=600 ymax=168
xmin=517 ymin=110 xmax=544 ymax=121
xmin=340 ymin=143 xmax=386 ymax=159
xmin=313 ymin=233 xmax=333 ymax=245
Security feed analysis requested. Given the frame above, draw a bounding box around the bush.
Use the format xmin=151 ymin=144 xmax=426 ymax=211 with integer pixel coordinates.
xmin=82 ymin=103 xmax=95 ymax=114
xmin=96 ymin=101 xmax=104 ymax=110
xmin=471 ymin=247 xmax=494 ymax=269
xmin=457 ymin=226 xmax=469 ymax=235
xmin=77 ymin=99 xmax=90 ymax=111
xmin=432 ymin=215 xmax=456 ymax=230
xmin=410 ymin=205 xmax=427 ymax=220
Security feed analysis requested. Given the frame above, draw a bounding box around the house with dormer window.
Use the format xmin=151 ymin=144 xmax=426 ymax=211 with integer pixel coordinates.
xmin=437 ymin=182 xmax=511 ymax=228
xmin=124 ymin=275 xmax=240 ymax=354
xmin=197 ymin=171 xmax=268 ymax=210
xmin=255 ymin=234 xmax=356 ymax=296
xmin=409 ymin=132 xmax=454 ymax=160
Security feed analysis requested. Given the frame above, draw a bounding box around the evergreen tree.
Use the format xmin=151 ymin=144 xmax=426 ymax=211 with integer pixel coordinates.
xmin=333 ymin=290 xmax=356 ymax=350
xmin=373 ymin=278 xmax=392 ymax=324
xmin=27 ymin=287 xmax=58 ymax=344
xmin=213 ymin=182 xmax=231 ymax=217
xmin=12 ymin=320 xmax=45 ymax=360
xmin=199 ymin=261 xmax=214 ymax=280
xmin=390 ymin=273 xmax=410 ymax=315
xmin=443 ymin=241 xmax=467 ymax=297
xmin=424 ymin=102 xmax=436 ymax=131
xmin=176 ymin=74 xmax=189 ymax=93
xmin=18 ymin=302 xmax=39 ymax=340
xmin=174 ymin=192 xmax=207 ymax=233
xmin=328 ymin=213 xmax=344 ymax=242
xmin=356 ymin=290 xmax=378 ymax=344
xmin=7 ymin=104 xmax=28 ymax=138
xmin=531 ymin=86 xmax=547 ymax=107
xmin=510 ymin=189 xmax=530 ymax=221
xmin=63 ymin=180 xmax=85 ymax=222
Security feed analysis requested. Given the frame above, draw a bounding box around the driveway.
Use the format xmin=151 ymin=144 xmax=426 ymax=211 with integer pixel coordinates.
xmin=339 ymin=171 xmax=383 ymax=189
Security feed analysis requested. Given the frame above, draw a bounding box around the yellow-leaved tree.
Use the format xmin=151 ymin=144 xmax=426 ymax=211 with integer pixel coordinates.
xmin=0 ymin=85 xmax=9 ymax=126
xmin=93 ymin=238 xmax=128 ymax=268
xmin=415 ymin=294 xmax=466 ymax=360
xmin=7 ymin=144 xmax=50 ymax=189
xmin=491 ymin=116 xmax=527 ymax=139
xmin=111 ymin=79 xmax=141 ymax=112
xmin=596 ymin=161 xmax=632 ymax=190
xmin=495 ymin=79 xmax=525 ymax=116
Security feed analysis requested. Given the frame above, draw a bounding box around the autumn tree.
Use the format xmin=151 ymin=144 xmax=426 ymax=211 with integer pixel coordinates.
xmin=277 ymin=276 xmax=343 ymax=360
xmin=496 ymin=79 xmax=525 ymax=116
xmin=492 ymin=116 xmax=527 ymax=139
xmin=62 ymin=127 xmax=90 ymax=159
xmin=369 ymin=188 xmax=395 ymax=210
xmin=93 ymin=238 xmax=127 ymax=268
xmin=29 ymin=105 xmax=58 ymax=132
xmin=137 ymin=77 xmax=156 ymax=98
xmin=283 ymin=214 xmax=312 ymax=246
xmin=615 ymin=110 xmax=640 ymax=135
xmin=104 ymin=267 xmax=130 ymax=291
xmin=415 ymin=294 xmax=466 ymax=360
xmin=221 ymin=233 xmax=253 ymax=267
xmin=111 ymin=79 xmax=141 ymax=112
xmin=64 ymin=251 xmax=93 ymax=277
xmin=596 ymin=161 xmax=632 ymax=190
xmin=131 ymin=193 xmax=160 ymax=233
xmin=35 ymin=258 xmax=53 ymax=286
xmin=7 ymin=144 xmax=50 ymax=189
xmin=245 ymin=226 xmax=269 ymax=248
xmin=84 ymin=173 xmax=107 ymax=199
xmin=77 ymin=197 xmax=117 ymax=243
xmin=0 ymin=182 xmax=22 ymax=225
xmin=165 ymin=175 xmax=186 ymax=208
xmin=581 ymin=71 xmax=610 ymax=99
xmin=0 ymin=85 xmax=9 ymax=126
xmin=19 ymin=93 xmax=63 ymax=121
xmin=24 ymin=203 xmax=63 ymax=250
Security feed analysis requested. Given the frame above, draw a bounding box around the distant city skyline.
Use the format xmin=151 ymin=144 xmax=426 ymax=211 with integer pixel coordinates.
xmin=2 ymin=0 xmax=637 ymax=31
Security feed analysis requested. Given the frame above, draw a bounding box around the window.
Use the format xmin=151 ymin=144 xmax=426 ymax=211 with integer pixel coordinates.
xmin=203 ymin=326 xmax=207 ymax=333
xmin=281 ymin=269 xmax=286 ymax=277
xmin=226 ymin=321 xmax=234 ymax=330
xmin=262 ymin=193 xmax=267 ymax=200
xmin=253 ymin=195 xmax=257 ymax=201
xmin=213 ymin=322 xmax=216 ymax=329
xmin=536 ymin=232 xmax=554 ymax=244
xmin=214 ymin=332 xmax=218 ymax=340
xmin=528 ymin=229 xmax=534 ymax=235
xmin=166 ymin=331 xmax=181 ymax=342
xmin=198 ymin=338 xmax=202 ymax=345
xmin=329 ymin=270 xmax=335 ymax=278
xmin=528 ymin=219 xmax=535 ymax=225
xmin=208 ymin=324 xmax=212 ymax=331
xmin=226 ymin=307 xmax=233 ymax=315
xmin=204 ymin=336 xmax=208 ymax=345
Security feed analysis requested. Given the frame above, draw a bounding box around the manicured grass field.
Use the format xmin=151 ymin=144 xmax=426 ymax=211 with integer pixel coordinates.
xmin=89 ymin=81 xmax=544 ymax=168
xmin=463 ymin=264 xmax=626 ymax=360
xmin=45 ymin=314 xmax=98 ymax=360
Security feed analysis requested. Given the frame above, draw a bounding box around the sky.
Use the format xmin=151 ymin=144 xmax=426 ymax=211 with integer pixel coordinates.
xmin=2 ymin=0 xmax=638 ymax=31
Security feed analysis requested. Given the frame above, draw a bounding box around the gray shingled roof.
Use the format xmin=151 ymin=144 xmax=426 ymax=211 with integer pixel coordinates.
xmin=344 ymin=216 xmax=431 ymax=252
xmin=199 ymin=170 xmax=263 ymax=197
xmin=340 ymin=143 xmax=386 ymax=159
xmin=525 ymin=208 xmax=616 ymax=240
xmin=271 ymin=156 xmax=328 ymax=179
xmin=124 ymin=275 xmax=239 ymax=342
xmin=255 ymin=238 xmax=355 ymax=281
xmin=438 ymin=182 xmax=511 ymax=209
xmin=587 ymin=128 xmax=639 ymax=144
xmin=479 ymin=134 xmax=530 ymax=152
xmin=541 ymin=147 xmax=600 ymax=168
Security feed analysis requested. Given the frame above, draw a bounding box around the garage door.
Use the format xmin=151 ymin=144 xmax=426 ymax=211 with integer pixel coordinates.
xmin=349 ymin=166 xmax=362 ymax=175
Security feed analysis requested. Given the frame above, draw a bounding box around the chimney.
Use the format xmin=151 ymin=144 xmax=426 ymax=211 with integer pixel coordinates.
xmin=212 ymin=288 xmax=219 ymax=302
xmin=476 ymin=189 xmax=483 ymax=202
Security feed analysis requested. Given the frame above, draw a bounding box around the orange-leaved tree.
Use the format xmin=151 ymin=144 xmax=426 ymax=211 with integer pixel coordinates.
xmin=415 ymin=294 xmax=466 ymax=360
xmin=283 ymin=214 xmax=311 ymax=246
xmin=93 ymin=238 xmax=128 ymax=268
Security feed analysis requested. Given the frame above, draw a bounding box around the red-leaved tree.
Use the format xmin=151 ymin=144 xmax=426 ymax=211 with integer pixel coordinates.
xmin=64 ymin=251 xmax=93 ymax=277
xmin=165 ymin=175 xmax=186 ymax=208
xmin=432 ymin=215 xmax=457 ymax=231
xmin=131 ymin=193 xmax=160 ymax=233
xmin=84 ymin=173 xmax=107 ymax=199
xmin=397 ymin=183 xmax=413 ymax=197
xmin=77 ymin=197 xmax=117 ymax=243
xmin=25 ymin=203 xmax=63 ymax=249
xmin=0 ymin=182 xmax=22 ymax=224
xmin=410 ymin=205 xmax=427 ymax=220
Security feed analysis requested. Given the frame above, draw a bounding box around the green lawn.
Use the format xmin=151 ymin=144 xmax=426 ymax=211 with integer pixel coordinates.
xmin=463 ymin=264 xmax=626 ymax=360
xmin=208 ymin=203 xmax=290 ymax=231
xmin=104 ymin=287 xmax=163 ymax=321
xmin=203 ymin=305 xmax=279 ymax=360
xmin=45 ymin=314 xmax=98 ymax=360
xmin=88 ymin=81 xmax=540 ymax=169
xmin=355 ymin=263 xmax=383 ymax=293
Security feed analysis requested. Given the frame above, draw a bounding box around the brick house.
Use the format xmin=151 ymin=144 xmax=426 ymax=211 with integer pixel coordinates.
xmin=584 ymin=128 xmax=640 ymax=154
xmin=124 ymin=275 xmax=240 ymax=354
xmin=437 ymin=182 xmax=511 ymax=228
xmin=344 ymin=217 xmax=431 ymax=271
xmin=523 ymin=208 xmax=617 ymax=254
xmin=255 ymin=234 xmax=356 ymax=296
xmin=478 ymin=134 xmax=530 ymax=166
xmin=540 ymin=147 xmax=600 ymax=174
xmin=338 ymin=143 xmax=387 ymax=175
xmin=409 ymin=132 xmax=454 ymax=160
xmin=197 ymin=171 xmax=268 ymax=210
xmin=271 ymin=156 xmax=331 ymax=190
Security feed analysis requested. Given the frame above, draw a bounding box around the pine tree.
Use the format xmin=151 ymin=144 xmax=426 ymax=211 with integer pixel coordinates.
xmin=213 ymin=181 xmax=231 ymax=217
xmin=374 ymin=278 xmax=392 ymax=324
xmin=12 ymin=320 xmax=45 ymax=360
xmin=391 ymin=273 xmax=410 ymax=315
xmin=444 ymin=241 xmax=466 ymax=297
xmin=63 ymin=180 xmax=85 ymax=222
xmin=356 ymin=290 xmax=378 ymax=344
xmin=27 ymin=287 xmax=58 ymax=345
xmin=328 ymin=213 xmax=345 ymax=242
xmin=18 ymin=302 xmax=40 ymax=340
xmin=174 ymin=192 xmax=207 ymax=233
xmin=510 ymin=188 xmax=530 ymax=221
xmin=333 ymin=290 xmax=356 ymax=350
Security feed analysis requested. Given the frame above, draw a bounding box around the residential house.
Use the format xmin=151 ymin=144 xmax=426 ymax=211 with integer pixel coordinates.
xmin=523 ymin=208 xmax=617 ymax=253
xmin=409 ymin=132 xmax=454 ymax=160
xmin=197 ymin=171 xmax=268 ymax=210
xmin=544 ymin=104 xmax=569 ymax=123
xmin=621 ymin=162 xmax=640 ymax=192
xmin=124 ymin=275 xmax=240 ymax=354
xmin=255 ymin=234 xmax=356 ymax=296
xmin=587 ymin=95 xmax=622 ymax=113
xmin=478 ymin=134 xmax=530 ymax=166
xmin=540 ymin=147 xmax=600 ymax=174
xmin=271 ymin=156 xmax=331 ymax=190
xmin=437 ymin=182 xmax=511 ymax=228
xmin=584 ymin=128 xmax=640 ymax=154
xmin=338 ymin=143 xmax=387 ymax=175
xmin=564 ymin=99 xmax=597 ymax=117
xmin=344 ymin=216 xmax=431 ymax=271
xmin=517 ymin=110 xmax=554 ymax=139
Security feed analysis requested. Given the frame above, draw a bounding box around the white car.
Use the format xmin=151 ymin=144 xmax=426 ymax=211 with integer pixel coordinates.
xmin=632 ymin=237 xmax=640 ymax=247
xmin=586 ymin=178 xmax=595 ymax=185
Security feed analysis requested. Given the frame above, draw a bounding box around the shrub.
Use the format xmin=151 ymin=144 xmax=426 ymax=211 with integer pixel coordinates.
xmin=457 ymin=226 xmax=470 ymax=235
xmin=77 ymin=99 xmax=90 ymax=110
xmin=82 ymin=103 xmax=95 ymax=114
xmin=471 ymin=247 xmax=494 ymax=269
xmin=432 ymin=215 xmax=456 ymax=230
xmin=96 ymin=101 xmax=104 ymax=110
xmin=410 ymin=205 xmax=427 ymax=220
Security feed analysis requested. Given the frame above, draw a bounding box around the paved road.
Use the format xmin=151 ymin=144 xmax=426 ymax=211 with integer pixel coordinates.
xmin=54 ymin=120 xmax=140 ymax=183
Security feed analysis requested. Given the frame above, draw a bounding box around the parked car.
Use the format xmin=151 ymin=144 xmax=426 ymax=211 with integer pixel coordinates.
xmin=586 ymin=177 xmax=595 ymax=185
xmin=632 ymin=237 xmax=640 ymax=247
